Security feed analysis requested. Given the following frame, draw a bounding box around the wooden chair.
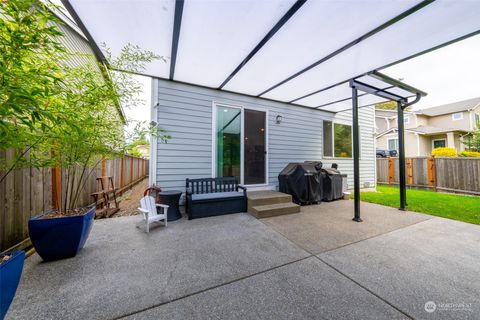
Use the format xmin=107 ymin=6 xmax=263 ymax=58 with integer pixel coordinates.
xmin=137 ymin=196 xmax=169 ymax=233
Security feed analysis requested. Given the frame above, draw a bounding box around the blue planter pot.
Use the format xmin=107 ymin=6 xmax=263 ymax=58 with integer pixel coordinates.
xmin=28 ymin=206 xmax=95 ymax=262
xmin=0 ymin=250 xmax=25 ymax=320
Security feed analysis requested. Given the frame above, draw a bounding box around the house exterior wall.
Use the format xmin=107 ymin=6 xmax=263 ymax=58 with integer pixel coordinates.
xmin=428 ymin=112 xmax=470 ymax=129
xmin=375 ymin=116 xmax=389 ymax=134
xmin=154 ymin=79 xmax=376 ymax=193
xmin=376 ymin=132 xmax=419 ymax=157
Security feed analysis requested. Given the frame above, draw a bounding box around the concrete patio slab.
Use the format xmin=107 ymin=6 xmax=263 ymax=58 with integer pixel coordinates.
xmin=124 ymin=257 xmax=408 ymax=320
xmin=7 ymin=213 xmax=309 ymax=320
xmin=319 ymin=217 xmax=480 ymax=319
xmin=261 ymin=200 xmax=433 ymax=254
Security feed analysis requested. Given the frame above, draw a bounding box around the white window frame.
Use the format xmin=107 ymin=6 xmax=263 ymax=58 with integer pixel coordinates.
xmin=322 ymin=120 xmax=353 ymax=159
xmin=211 ymin=101 xmax=269 ymax=187
xmin=387 ymin=138 xmax=399 ymax=151
xmin=452 ymin=112 xmax=463 ymax=121
xmin=432 ymin=138 xmax=446 ymax=149
xmin=404 ymin=115 xmax=410 ymax=124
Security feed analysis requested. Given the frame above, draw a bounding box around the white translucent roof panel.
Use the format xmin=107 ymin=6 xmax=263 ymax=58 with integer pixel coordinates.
xmin=69 ymin=0 xmax=175 ymax=78
xmin=174 ymin=0 xmax=296 ymax=87
xmin=355 ymin=75 xmax=413 ymax=98
xmin=223 ymin=0 xmax=419 ymax=96
xmin=318 ymin=94 xmax=388 ymax=113
xmin=295 ymin=82 xmax=352 ymax=108
xmin=263 ymin=0 xmax=480 ymax=102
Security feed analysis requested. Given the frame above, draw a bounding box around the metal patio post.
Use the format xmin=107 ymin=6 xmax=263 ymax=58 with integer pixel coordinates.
xmin=351 ymin=85 xmax=362 ymax=222
xmin=397 ymin=100 xmax=407 ymax=210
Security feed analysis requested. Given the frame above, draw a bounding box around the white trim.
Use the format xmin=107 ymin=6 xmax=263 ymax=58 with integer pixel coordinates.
xmin=149 ymin=78 xmax=159 ymax=186
xmin=432 ymin=138 xmax=446 ymax=149
xmin=416 ymin=133 xmax=421 ymax=156
xmin=211 ymin=102 xmax=269 ymax=186
xmin=387 ymin=137 xmax=399 ymax=151
xmin=452 ymin=112 xmax=463 ymax=121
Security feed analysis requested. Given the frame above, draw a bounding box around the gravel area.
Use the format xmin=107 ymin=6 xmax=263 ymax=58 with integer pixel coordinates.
xmin=112 ymin=178 xmax=149 ymax=218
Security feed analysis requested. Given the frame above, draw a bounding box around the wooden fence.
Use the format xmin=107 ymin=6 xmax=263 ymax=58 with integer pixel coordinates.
xmin=377 ymin=156 xmax=480 ymax=196
xmin=0 ymin=153 xmax=149 ymax=252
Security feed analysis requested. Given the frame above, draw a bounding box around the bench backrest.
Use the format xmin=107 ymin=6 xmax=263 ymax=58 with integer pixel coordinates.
xmin=186 ymin=177 xmax=239 ymax=194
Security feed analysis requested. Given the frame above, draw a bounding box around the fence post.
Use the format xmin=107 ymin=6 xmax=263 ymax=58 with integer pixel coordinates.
xmin=407 ymin=158 xmax=414 ymax=185
xmin=51 ymin=166 xmax=61 ymax=210
xmin=388 ymin=157 xmax=395 ymax=184
xmin=130 ymin=156 xmax=134 ymax=184
xmin=101 ymin=157 xmax=106 ymax=177
xmin=120 ymin=157 xmax=124 ymax=195
xmin=428 ymin=156 xmax=437 ymax=192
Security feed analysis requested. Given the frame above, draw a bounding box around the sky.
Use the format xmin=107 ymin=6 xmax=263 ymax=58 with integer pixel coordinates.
xmin=383 ymin=34 xmax=480 ymax=110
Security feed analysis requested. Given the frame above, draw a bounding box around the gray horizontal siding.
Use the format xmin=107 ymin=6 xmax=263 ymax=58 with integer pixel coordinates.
xmin=155 ymin=79 xmax=376 ymax=192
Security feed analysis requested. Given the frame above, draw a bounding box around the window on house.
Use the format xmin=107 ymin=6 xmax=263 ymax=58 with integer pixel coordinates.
xmin=475 ymin=113 xmax=480 ymax=126
xmin=404 ymin=116 xmax=410 ymax=124
xmin=323 ymin=121 xmax=352 ymax=158
xmin=452 ymin=112 xmax=463 ymax=120
xmin=433 ymin=139 xmax=446 ymax=149
xmin=388 ymin=138 xmax=399 ymax=151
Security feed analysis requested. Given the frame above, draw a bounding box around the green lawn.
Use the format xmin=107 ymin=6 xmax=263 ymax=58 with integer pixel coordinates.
xmin=360 ymin=185 xmax=480 ymax=225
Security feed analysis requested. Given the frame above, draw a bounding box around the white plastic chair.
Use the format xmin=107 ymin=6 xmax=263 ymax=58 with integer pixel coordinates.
xmin=137 ymin=196 xmax=169 ymax=233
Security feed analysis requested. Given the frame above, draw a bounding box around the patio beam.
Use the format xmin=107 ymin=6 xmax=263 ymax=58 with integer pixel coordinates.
xmin=218 ymin=0 xmax=307 ymax=89
xmin=170 ymin=0 xmax=185 ymax=80
xmin=350 ymin=83 xmax=362 ymax=222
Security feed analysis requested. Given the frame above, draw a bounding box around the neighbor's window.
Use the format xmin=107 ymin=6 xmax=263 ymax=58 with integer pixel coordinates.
xmin=323 ymin=120 xmax=352 ymax=158
xmin=433 ymin=139 xmax=446 ymax=149
xmin=388 ymin=138 xmax=399 ymax=151
xmin=452 ymin=112 xmax=463 ymax=120
xmin=475 ymin=113 xmax=479 ymax=126
xmin=404 ymin=116 xmax=410 ymax=124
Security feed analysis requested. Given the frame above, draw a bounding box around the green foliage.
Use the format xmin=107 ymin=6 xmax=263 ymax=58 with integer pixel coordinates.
xmin=361 ymin=185 xmax=480 ymax=225
xmin=431 ymin=147 xmax=456 ymax=157
xmin=375 ymin=101 xmax=397 ymax=110
xmin=462 ymin=128 xmax=480 ymax=152
xmin=0 ymin=0 xmax=67 ymax=167
xmin=0 ymin=0 xmax=170 ymax=211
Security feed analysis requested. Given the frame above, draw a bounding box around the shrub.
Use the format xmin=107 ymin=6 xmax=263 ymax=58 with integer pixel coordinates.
xmin=431 ymin=147 xmax=457 ymax=157
xmin=458 ymin=151 xmax=480 ymax=158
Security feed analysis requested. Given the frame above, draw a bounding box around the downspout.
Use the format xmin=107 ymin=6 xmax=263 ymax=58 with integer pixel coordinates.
xmin=149 ymin=79 xmax=159 ymax=186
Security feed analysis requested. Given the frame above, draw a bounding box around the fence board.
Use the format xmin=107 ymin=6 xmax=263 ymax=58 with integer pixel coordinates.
xmin=377 ymin=156 xmax=480 ymax=195
xmin=1 ymin=154 xmax=148 ymax=252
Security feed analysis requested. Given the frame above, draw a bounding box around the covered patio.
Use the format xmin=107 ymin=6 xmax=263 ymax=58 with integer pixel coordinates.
xmin=8 ymin=203 xmax=480 ymax=319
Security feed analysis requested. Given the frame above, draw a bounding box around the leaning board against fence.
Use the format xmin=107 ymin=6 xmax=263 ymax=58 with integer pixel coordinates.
xmin=376 ymin=157 xmax=480 ymax=196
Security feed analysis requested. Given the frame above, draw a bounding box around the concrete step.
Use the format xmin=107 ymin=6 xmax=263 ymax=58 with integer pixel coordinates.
xmin=249 ymin=202 xmax=300 ymax=219
xmin=247 ymin=191 xmax=292 ymax=207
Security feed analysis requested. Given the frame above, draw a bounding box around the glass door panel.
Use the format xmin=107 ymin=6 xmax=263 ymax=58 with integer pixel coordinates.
xmin=216 ymin=106 xmax=241 ymax=179
xmin=244 ymin=109 xmax=266 ymax=185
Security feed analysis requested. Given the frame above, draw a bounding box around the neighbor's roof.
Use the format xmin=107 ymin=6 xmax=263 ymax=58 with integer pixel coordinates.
xmin=63 ymin=0 xmax=479 ymax=113
xmin=377 ymin=125 xmax=468 ymax=137
xmin=419 ymin=97 xmax=480 ymax=116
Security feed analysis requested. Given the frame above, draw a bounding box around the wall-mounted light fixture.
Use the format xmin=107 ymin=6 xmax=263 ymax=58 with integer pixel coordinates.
xmin=276 ymin=114 xmax=283 ymax=124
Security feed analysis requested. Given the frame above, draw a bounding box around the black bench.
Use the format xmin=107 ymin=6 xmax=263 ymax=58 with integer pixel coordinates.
xmin=186 ymin=177 xmax=247 ymax=220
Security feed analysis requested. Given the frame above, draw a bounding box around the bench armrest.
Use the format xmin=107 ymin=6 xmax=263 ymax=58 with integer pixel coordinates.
xmin=237 ymin=185 xmax=247 ymax=196
xmin=155 ymin=204 xmax=169 ymax=209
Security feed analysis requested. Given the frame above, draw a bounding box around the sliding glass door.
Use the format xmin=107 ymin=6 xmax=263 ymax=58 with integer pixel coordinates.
xmin=244 ymin=109 xmax=266 ymax=185
xmin=216 ymin=106 xmax=241 ymax=179
xmin=215 ymin=105 xmax=267 ymax=185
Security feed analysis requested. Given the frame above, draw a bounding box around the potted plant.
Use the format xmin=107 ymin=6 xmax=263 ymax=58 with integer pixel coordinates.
xmin=0 ymin=251 xmax=25 ymax=319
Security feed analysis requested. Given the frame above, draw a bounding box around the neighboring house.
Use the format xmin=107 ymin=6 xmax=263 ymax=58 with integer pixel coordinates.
xmin=375 ymin=97 xmax=480 ymax=157
xmin=49 ymin=4 xmax=126 ymax=123
xmin=151 ymin=80 xmax=376 ymax=195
